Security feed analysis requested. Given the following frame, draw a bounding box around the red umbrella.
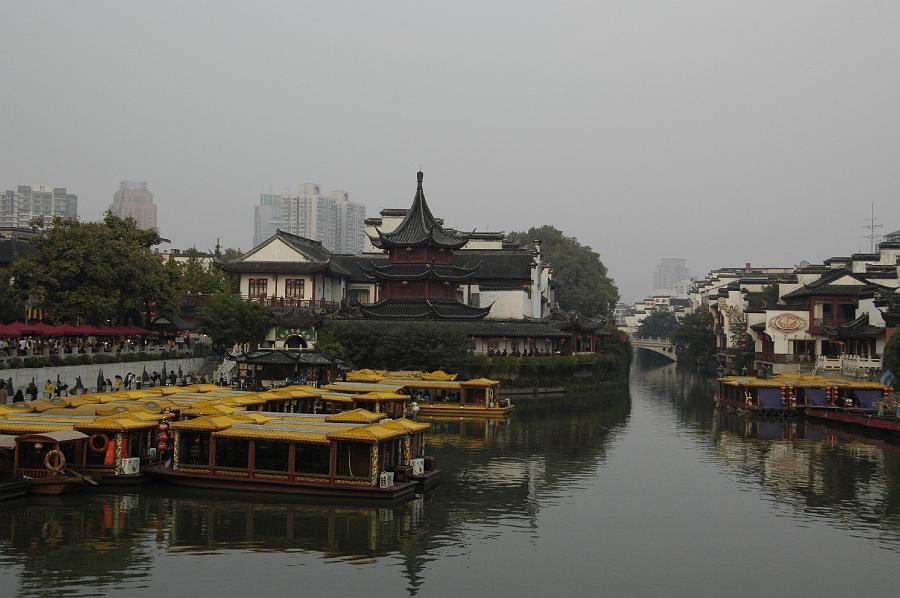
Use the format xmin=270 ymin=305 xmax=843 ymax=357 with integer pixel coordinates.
xmin=0 ymin=324 xmax=22 ymax=338
xmin=55 ymin=324 xmax=88 ymax=336
xmin=90 ymin=326 xmax=120 ymax=336
xmin=29 ymin=323 xmax=63 ymax=336
xmin=7 ymin=322 xmax=42 ymax=335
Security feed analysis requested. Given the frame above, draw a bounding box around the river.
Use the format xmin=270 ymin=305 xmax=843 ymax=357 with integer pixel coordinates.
xmin=2 ymin=363 xmax=900 ymax=597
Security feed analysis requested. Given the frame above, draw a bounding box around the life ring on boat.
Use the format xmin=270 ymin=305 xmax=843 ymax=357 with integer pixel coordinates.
xmin=89 ymin=433 xmax=110 ymax=454
xmin=44 ymin=449 xmax=66 ymax=473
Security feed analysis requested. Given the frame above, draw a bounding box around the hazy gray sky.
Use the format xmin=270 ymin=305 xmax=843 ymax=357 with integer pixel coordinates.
xmin=2 ymin=1 xmax=899 ymax=301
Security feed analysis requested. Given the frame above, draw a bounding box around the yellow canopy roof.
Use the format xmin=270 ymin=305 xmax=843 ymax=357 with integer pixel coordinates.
xmin=44 ymin=405 xmax=102 ymax=416
xmin=327 ymin=424 xmax=406 ymax=443
xmin=76 ymin=416 xmax=157 ymax=432
xmin=212 ymin=427 xmax=330 ymax=445
xmin=171 ymin=415 xmax=250 ymax=431
xmin=67 ymin=395 xmax=103 ymax=408
xmin=420 ymin=370 xmax=458 ymax=381
xmin=459 ymin=378 xmax=500 ymax=388
xmin=380 ymin=418 xmax=431 ymax=433
xmin=352 ymin=392 xmax=411 ymax=402
xmin=271 ymin=389 xmax=319 ymax=399
xmin=325 ymin=409 xmax=385 ymax=424
xmin=324 ymin=382 xmax=407 ymax=393
xmin=0 ymin=421 xmax=74 ymax=433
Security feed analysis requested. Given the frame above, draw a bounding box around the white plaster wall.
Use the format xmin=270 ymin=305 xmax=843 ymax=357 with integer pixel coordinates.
xmin=763 ymin=310 xmax=814 ymax=354
xmin=0 ymin=357 xmax=208 ymax=400
xmin=244 ymin=239 xmax=306 ymax=262
xmin=481 ymin=289 xmax=526 ymax=319
xmin=463 ymin=239 xmax=504 ymax=250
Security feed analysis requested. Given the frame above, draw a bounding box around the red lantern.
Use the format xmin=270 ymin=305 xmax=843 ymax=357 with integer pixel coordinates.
xmin=158 ymin=433 xmax=169 ymax=443
xmin=158 ymin=423 xmax=168 ymax=432
xmin=401 ymin=281 xmax=409 ymax=286
xmin=545 ymin=337 xmax=550 ymax=343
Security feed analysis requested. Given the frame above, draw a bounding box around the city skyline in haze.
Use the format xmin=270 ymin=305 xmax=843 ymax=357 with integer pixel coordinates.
xmin=3 ymin=2 xmax=899 ymax=302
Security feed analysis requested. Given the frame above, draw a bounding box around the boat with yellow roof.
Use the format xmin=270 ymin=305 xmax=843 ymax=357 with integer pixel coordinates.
xmin=145 ymin=408 xmax=438 ymax=498
xmin=716 ymin=374 xmax=892 ymax=420
xmin=332 ymin=371 xmax=512 ymax=418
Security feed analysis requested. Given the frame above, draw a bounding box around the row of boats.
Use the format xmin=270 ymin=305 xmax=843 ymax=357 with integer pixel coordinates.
xmin=0 ymin=371 xmax=513 ymax=501
xmin=715 ymin=374 xmax=899 ymax=433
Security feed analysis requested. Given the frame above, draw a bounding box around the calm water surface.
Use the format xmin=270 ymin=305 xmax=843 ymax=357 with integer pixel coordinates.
xmin=2 ymin=363 xmax=900 ymax=597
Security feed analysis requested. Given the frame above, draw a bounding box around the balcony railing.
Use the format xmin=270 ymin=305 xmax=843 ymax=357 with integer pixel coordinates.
xmin=814 ymin=354 xmax=883 ymax=378
xmin=245 ymin=296 xmax=342 ymax=312
xmin=754 ymin=352 xmax=814 ymax=364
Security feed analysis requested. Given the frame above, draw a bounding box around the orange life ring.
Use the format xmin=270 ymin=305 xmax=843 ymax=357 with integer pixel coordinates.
xmin=89 ymin=433 xmax=110 ymax=454
xmin=44 ymin=449 xmax=66 ymax=473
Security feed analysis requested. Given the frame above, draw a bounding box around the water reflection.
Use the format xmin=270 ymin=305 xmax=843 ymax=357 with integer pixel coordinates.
xmin=0 ymin=387 xmax=631 ymax=597
xmin=643 ymin=363 xmax=900 ymax=550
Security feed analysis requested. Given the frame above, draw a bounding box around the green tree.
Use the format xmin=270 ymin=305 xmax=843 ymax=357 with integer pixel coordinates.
xmin=316 ymin=321 xmax=470 ymax=370
xmin=672 ymin=310 xmax=717 ymax=365
xmin=747 ymin=284 xmax=781 ymax=310
xmin=884 ymin=332 xmax=900 ymax=376
xmin=0 ymin=268 xmax=23 ymax=322
xmin=507 ymin=225 xmax=618 ymax=318
xmin=636 ymin=310 xmax=679 ymax=339
xmin=7 ymin=214 xmax=180 ymax=325
xmin=198 ymin=292 xmax=274 ymax=348
xmin=174 ymin=248 xmax=229 ymax=294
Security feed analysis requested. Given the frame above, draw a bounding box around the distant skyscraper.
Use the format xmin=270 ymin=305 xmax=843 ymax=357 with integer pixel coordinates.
xmin=653 ymin=258 xmax=690 ymax=296
xmin=0 ymin=184 xmax=78 ymax=228
xmin=251 ymin=184 xmax=365 ymax=253
xmin=109 ymin=181 xmax=157 ymax=230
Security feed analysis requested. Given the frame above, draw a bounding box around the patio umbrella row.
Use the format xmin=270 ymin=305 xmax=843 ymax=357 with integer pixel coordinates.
xmin=0 ymin=322 xmax=153 ymax=337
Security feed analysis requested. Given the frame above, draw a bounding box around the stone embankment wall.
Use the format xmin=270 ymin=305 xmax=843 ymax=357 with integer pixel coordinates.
xmin=0 ymin=357 xmax=208 ymax=396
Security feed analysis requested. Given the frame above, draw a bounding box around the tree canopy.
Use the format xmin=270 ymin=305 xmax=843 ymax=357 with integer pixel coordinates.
xmin=197 ymin=292 xmax=274 ymax=348
xmin=884 ymin=332 xmax=900 ymax=377
xmin=507 ymin=226 xmax=618 ymax=318
xmin=636 ymin=310 xmax=679 ymax=339
xmin=316 ymin=321 xmax=470 ymax=371
xmin=672 ymin=310 xmax=717 ymax=365
xmin=7 ymin=214 xmax=180 ymax=325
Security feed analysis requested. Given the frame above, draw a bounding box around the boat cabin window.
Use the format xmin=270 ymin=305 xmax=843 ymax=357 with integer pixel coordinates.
xmin=179 ymin=432 xmax=211 ymax=466
xmin=254 ymin=440 xmax=289 ymax=472
xmin=127 ymin=432 xmax=146 ymax=459
xmin=86 ymin=436 xmax=110 ymax=466
xmin=295 ymin=444 xmax=330 ymax=476
xmin=215 ymin=438 xmax=250 ymax=469
xmin=59 ymin=441 xmax=81 ymax=469
xmin=335 ymin=442 xmax=371 ymax=480
xmin=17 ymin=442 xmax=50 ymax=469
xmin=466 ymin=388 xmax=486 ymax=404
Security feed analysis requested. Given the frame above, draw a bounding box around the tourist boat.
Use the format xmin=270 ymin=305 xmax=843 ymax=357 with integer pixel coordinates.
xmin=0 ymin=435 xmax=29 ymax=500
xmin=145 ymin=408 xmax=439 ymax=499
xmin=7 ymin=431 xmax=90 ymax=495
xmin=717 ymin=374 xmax=893 ymax=424
xmin=327 ymin=375 xmax=512 ymax=418
xmin=803 ymin=381 xmax=898 ymax=433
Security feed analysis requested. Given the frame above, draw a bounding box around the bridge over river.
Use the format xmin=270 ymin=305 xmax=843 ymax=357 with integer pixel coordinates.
xmin=631 ymin=336 xmax=677 ymax=362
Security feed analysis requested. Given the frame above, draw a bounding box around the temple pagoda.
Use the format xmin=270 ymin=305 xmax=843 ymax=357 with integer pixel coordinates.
xmin=357 ymin=171 xmax=491 ymax=319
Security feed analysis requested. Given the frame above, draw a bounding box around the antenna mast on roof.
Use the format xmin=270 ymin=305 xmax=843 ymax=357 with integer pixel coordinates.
xmin=861 ymin=202 xmax=883 ymax=253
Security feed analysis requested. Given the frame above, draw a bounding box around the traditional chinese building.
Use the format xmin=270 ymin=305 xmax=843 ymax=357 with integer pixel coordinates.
xmin=355 ymin=171 xmax=491 ymax=320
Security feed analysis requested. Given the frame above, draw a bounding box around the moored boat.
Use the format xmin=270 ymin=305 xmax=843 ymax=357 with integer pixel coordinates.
xmin=146 ymin=408 xmax=439 ymax=499
xmin=9 ymin=431 xmax=90 ymax=495
xmin=329 ymin=374 xmax=512 ymax=418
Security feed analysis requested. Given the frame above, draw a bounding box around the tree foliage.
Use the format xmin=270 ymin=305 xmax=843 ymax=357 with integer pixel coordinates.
xmin=884 ymin=332 xmax=900 ymax=377
xmin=197 ymin=292 xmax=274 ymax=348
xmin=316 ymin=321 xmax=470 ymax=371
xmin=672 ymin=310 xmax=717 ymax=365
xmin=7 ymin=214 xmax=180 ymax=325
xmin=507 ymin=225 xmax=618 ymax=318
xmin=636 ymin=310 xmax=679 ymax=339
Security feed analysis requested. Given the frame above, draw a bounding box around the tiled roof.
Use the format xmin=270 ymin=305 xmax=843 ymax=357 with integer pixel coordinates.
xmin=359 ymin=261 xmax=480 ymax=282
xmin=358 ymin=298 xmax=492 ymax=320
xmin=369 ymin=172 xmax=468 ymax=250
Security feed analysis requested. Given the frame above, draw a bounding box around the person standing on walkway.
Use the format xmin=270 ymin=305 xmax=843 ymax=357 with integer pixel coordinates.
xmin=44 ymin=379 xmax=54 ymax=399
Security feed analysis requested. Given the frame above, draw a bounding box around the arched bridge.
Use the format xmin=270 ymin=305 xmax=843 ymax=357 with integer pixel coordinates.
xmin=632 ymin=337 xmax=678 ymax=362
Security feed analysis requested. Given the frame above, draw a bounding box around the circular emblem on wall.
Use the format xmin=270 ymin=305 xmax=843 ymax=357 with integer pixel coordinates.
xmin=770 ymin=313 xmax=805 ymax=332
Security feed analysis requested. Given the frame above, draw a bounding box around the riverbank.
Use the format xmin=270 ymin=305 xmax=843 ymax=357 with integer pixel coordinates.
xmin=0 ymin=356 xmax=209 ymax=396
